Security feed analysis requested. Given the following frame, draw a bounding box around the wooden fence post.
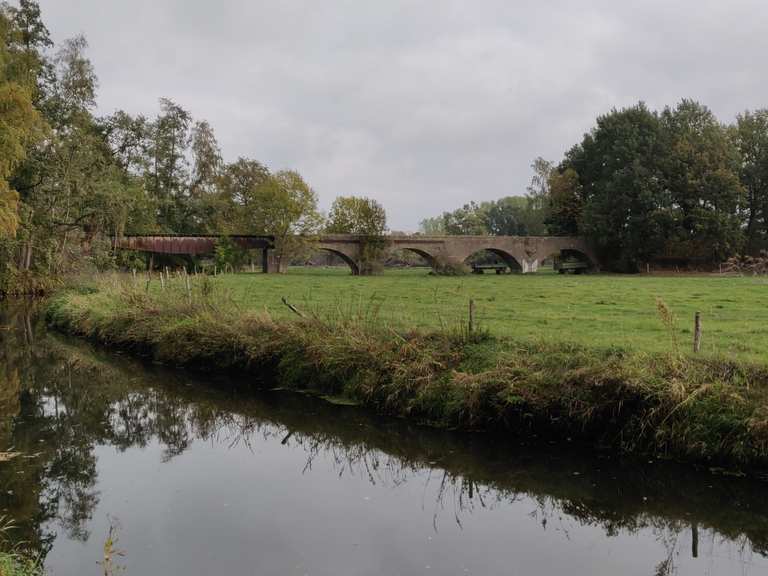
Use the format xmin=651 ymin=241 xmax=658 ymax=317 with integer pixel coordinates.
xmin=693 ymin=312 xmax=702 ymax=353
xmin=185 ymin=273 xmax=192 ymax=305
xmin=468 ymin=299 xmax=475 ymax=335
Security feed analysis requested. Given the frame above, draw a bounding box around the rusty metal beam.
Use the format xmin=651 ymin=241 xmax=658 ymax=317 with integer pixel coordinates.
xmin=118 ymin=235 xmax=275 ymax=255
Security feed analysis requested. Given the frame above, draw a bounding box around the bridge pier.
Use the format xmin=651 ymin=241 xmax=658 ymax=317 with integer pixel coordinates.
xmin=521 ymin=258 xmax=539 ymax=274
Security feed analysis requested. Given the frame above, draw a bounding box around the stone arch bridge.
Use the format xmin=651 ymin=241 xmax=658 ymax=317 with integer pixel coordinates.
xmin=119 ymin=234 xmax=598 ymax=275
xmin=316 ymin=234 xmax=597 ymax=275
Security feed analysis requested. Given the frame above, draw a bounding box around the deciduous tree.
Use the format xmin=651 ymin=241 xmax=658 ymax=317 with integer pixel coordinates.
xmin=149 ymin=98 xmax=192 ymax=232
xmin=545 ymin=167 xmax=582 ymax=236
xmin=735 ymin=109 xmax=768 ymax=254
xmin=248 ymin=171 xmax=322 ymax=271
xmin=660 ymin=100 xmax=744 ymax=262
xmin=566 ymin=103 xmax=671 ymax=270
xmin=0 ymin=6 xmax=42 ymax=238
xmin=326 ymin=196 xmax=387 ymax=236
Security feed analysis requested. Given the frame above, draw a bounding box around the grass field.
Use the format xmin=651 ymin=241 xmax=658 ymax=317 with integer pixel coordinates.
xmin=208 ymin=267 xmax=768 ymax=362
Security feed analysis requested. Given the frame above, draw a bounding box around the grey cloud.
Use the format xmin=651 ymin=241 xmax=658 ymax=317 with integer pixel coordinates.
xmin=38 ymin=0 xmax=768 ymax=230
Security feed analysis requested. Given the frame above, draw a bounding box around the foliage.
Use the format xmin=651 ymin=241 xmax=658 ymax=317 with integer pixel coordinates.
xmin=147 ymin=98 xmax=192 ymax=231
xmin=545 ymin=167 xmax=582 ymax=235
xmin=326 ymin=196 xmax=388 ymax=274
xmin=326 ymin=196 xmax=387 ymax=236
xmin=0 ymin=1 xmax=323 ymax=293
xmin=567 ymin=103 xmax=671 ymax=270
xmin=440 ymin=201 xmax=487 ymax=235
xmin=247 ymin=170 xmax=322 ymax=271
xmin=484 ymin=196 xmax=540 ymax=235
xmin=188 ymin=119 xmax=223 ymax=232
xmin=735 ymin=109 xmax=768 ymax=254
xmin=521 ymin=156 xmax=551 ymax=234
xmin=660 ymin=100 xmax=744 ymax=262
xmin=212 ymin=157 xmax=270 ymax=233
xmin=114 ymin=249 xmax=145 ymax=271
xmin=552 ymin=101 xmax=746 ymax=270
xmin=214 ymin=236 xmax=248 ymax=272
xmin=418 ymin=215 xmax=444 ymax=235
xmin=429 ymin=256 xmax=470 ymax=276
xmin=0 ymin=5 xmax=43 ymax=238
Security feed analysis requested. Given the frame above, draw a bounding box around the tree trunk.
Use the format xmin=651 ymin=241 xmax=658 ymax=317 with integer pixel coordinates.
xmin=746 ymin=191 xmax=758 ymax=255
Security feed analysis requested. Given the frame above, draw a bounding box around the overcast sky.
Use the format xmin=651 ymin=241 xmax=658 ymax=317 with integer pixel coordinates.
xmin=36 ymin=0 xmax=768 ymax=231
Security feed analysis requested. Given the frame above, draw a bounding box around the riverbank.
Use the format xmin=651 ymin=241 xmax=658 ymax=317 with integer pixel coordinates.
xmin=45 ymin=277 xmax=768 ymax=474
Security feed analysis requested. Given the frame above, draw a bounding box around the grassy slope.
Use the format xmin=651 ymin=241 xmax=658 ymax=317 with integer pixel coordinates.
xmin=213 ymin=267 xmax=768 ymax=362
xmin=46 ymin=273 xmax=768 ymax=473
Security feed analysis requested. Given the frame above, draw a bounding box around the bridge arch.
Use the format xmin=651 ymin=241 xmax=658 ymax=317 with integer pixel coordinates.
xmin=463 ymin=248 xmax=522 ymax=273
xmin=554 ymin=248 xmax=596 ymax=274
xmin=398 ymin=247 xmax=438 ymax=268
xmin=317 ymin=247 xmax=360 ymax=275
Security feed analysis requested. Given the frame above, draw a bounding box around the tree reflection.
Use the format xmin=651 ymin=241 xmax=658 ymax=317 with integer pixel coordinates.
xmin=0 ymin=301 xmax=767 ymax=573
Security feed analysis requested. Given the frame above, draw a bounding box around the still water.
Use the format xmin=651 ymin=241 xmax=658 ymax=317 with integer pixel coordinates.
xmin=0 ymin=302 xmax=767 ymax=576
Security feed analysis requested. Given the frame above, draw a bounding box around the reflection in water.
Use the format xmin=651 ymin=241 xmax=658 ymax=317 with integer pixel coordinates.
xmin=0 ymin=301 xmax=767 ymax=575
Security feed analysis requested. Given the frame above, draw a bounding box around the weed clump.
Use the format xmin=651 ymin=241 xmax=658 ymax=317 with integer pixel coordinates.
xmin=429 ymin=256 xmax=470 ymax=276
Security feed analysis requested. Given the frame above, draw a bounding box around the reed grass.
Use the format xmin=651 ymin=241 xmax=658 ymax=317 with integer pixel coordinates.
xmin=0 ymin=517 xmax=43 ymax=576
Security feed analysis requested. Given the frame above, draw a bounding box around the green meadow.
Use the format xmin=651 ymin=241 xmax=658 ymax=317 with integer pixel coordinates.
xmin=210 ymin=267 xmax=768 ymax=362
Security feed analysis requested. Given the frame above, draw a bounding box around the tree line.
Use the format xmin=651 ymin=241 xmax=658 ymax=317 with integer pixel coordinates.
xmin=423 ymin=101 xmax=768 ymax=271
xmin=0 ymin=1 xmax=388 ymax=291
xmin=4 ymin=2 xmax=767 ymax=285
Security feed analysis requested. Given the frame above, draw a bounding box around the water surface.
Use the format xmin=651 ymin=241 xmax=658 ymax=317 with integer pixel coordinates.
xmin=0 ymin=302 xmax=766 ymax=575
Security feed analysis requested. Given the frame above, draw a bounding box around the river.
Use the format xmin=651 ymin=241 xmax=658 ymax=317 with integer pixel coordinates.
xmin=0 ymin=302 xmax=766 ymax=575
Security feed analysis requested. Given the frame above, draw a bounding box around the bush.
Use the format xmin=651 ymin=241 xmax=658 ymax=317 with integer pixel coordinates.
xmin=430 ymin=255 xmax=470 ymax=276
xmin=214 ymin=237 xmax=248 ymax=272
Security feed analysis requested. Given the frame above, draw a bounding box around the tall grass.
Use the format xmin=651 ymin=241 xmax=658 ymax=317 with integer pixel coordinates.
xmin=199 ymin=267 xmax=768 ymax=361
xmin=0 ymin=516 xmax=43 ymax=576
xmin=46 ymin=274 xmax=768 ymax=473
